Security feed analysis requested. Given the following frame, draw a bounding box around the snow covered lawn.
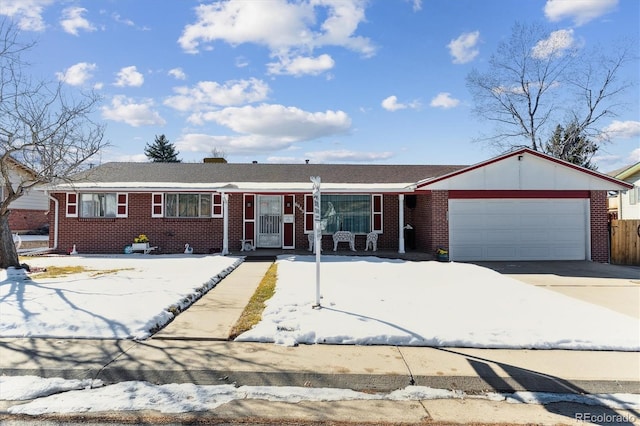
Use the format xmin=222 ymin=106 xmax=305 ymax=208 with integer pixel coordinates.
xmin=0 ymin=255 xmax=242 ymax=339
xmin=236 ymin=256 xmax=640 ymax=350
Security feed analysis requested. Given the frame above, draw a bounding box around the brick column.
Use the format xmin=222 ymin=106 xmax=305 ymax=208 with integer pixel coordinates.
xmin=590 ymin=190 xmax=609 ymax=263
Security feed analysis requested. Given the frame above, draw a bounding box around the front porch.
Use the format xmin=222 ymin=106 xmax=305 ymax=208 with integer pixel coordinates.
xmin=229 ymin=247 xmax=435 ymax=262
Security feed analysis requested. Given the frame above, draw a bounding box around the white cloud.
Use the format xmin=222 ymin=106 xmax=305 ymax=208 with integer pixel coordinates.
xmin=56 ymin=62 xmax=96 ymax=86
xmin=544 ymin=0 xmax=618 ymax=26
xmin=429 ymin=92 xmax=460 ymax=109
xmin=602 ymin=120 xmax=640 ymax=139
xmin=303 ymin=149 xmax=394 ymax=163
xmin=268 ymin=54 xmax=335 ymax=76
xmin=235 ymin=56 xmax=250 ymax=68
xmin=628 ymin=148 xmax=640 ymax=163
xmin=168 ymin=68 xmax=187 ymax=80
xmin=114 ymin=66 xmax=144 ymax=87
xmin=408 ymin=0 xmax=423 ymax=12
xmin=101 ymin=95 xmax=166 ymax=127
xmin=177 ymin=133 xmax=298 ymax=154
xmin=531 ymin=29 xmax=576 ymax=59
xmin=164 ymin=78 xmax=270 ymax=117
xmin=197 ymin=104 xmax=351 ymax=140
xmin=178 ymin=0 xmax=375 ymax=62
xmin=381 ymin=95 xmax=420 ymax=112
xmin=447 ymin=31 xmax=480 ymax=64
xmin=0 ymin=0 xmax=53 ymax=31
xmin=176 ymin=104 xmax=351 ymax=155
xmin=60 ymin=7 xmax=95 ymax=36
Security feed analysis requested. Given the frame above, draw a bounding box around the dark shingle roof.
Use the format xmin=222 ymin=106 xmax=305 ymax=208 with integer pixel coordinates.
xmin=72 ymin=162 xmax=468 ymax=185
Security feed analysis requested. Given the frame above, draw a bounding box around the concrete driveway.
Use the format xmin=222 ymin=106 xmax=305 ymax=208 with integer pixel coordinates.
xmin=470 ymin=261 xmax=640 ymax=319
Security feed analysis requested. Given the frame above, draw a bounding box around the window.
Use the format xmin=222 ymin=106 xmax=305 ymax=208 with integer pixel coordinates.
xmin=321 ymin=195 xmax=371 ymax=234
xmin=80 ymin=193 xmax=117 ymax=217
xmin=630 ymin=185 xmax=639 ymax=205
xmin=164 ymin=193 xmax=212 ymax=218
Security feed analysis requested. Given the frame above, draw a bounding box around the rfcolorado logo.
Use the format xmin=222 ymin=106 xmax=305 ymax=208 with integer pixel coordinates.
xmin=575 ymin=412 xmax=636 ymax=423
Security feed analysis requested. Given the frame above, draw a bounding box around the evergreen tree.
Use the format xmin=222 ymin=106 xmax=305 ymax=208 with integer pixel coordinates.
xmin=144 ymin=135 xmax=181 ymax=163
xmin=544 ymin=122 xmax=599 ymax=170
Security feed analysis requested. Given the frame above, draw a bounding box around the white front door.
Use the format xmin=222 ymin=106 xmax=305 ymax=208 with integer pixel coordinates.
xmin=257 ymin=195 xmax=282 ymax=248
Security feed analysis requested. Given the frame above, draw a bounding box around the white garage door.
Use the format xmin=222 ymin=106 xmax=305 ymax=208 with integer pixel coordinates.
xmin=449 ymin=199 xmax=588 ymax=261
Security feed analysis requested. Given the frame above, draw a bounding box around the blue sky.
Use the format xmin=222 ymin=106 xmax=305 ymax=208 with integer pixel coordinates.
xmin=2 ymin=0 xmax=639 ymax=170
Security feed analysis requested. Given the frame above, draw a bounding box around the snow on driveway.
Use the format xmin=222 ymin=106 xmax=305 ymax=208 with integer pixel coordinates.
xmin=0 ymin=254 xmax=242 ymax=339
xmin=236 ymin=256 xmax=640 ymax=350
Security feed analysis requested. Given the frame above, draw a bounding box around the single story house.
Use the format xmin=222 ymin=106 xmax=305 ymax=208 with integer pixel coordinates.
xmin=42 ymin=148 xmax=632 ymax=262
xmin=607 ymin=162 xmax=640 ymax=220
xmin=1 ymin=158 xmax=49 ymax=232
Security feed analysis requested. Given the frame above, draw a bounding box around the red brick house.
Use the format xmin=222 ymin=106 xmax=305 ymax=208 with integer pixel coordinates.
xmin=43 ymin=148 xmax=631 ymax=262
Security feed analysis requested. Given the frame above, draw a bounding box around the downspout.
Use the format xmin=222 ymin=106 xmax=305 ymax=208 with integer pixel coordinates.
xmin=398 ymin=194 xmax=405 ymax=254
xmin=46 ymin=192 xmax=59 ymax=250
xmin=222 ymin=193 xmax=229 ymax=255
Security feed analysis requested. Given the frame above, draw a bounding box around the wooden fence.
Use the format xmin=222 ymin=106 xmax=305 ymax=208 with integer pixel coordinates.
xmin=610 ymin=220 xmax=640 ymax=266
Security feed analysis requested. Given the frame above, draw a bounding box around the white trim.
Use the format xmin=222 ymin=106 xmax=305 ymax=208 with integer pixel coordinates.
xmin=116 ymin=193 xmax=128 ymax=218
xmin=212 ymin=192 xmax=223 ymax=218
xmin=398 ymin=194 xmax=405 ymax=254
xmin=66 ymin=193 xmax=78 ymax=217
xmin=585 ymin=198 xmax=592 ymax=261
xmin=371 ymin=194 xmax=383 ymax=233
xmin=222 ymin=193 xmax=229 ymax=255
xmin=45 ymin=182 xmax=414 ymax=193
xmin=151 ymin=193 xmax=163 ymax=218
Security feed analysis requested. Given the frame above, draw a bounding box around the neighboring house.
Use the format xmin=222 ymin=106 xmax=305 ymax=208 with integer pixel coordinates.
xmin=43 ymin=148 xmax=631 ymax=262
xmin=1 ymin=158 xmax=49 ymax=232
xmin=607 ymin=162 xmax=640 ymax=220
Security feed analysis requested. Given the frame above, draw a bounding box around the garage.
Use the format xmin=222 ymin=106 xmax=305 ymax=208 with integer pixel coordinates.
xmin=449 ymin=198 xmax=589 ymax=261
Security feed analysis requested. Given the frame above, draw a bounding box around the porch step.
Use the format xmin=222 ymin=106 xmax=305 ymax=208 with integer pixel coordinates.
xmin=243 ymin=255 xmax=277 ymax=262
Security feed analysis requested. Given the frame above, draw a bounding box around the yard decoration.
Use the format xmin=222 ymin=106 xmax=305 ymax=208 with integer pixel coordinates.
xmin=124 ymin=234 xmax=158 ymax=254
xmin=436 ymin=247 xmax=449 ymax=262
xmin=133 ymin=234 xmax=149 ymax=244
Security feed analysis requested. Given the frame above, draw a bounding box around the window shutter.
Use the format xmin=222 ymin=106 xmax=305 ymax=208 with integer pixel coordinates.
xmin=116 ymin=193 xmax=128 ymax=217
xmin=212 ymin=193 xmax=223 ymax=217
xmin=371 ymin=194 xmax=383 ymax=233
xmin=151 ymin=193 xmax=164 ymax=217
xmin=66 ymin=193 xmax=78 ymax=217
xmin=304 ymin=194 xmax=314 ymax=233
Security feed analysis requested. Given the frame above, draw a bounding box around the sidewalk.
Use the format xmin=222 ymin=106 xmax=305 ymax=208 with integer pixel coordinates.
xmin=1 ymin=260 xmax=639 ymax=424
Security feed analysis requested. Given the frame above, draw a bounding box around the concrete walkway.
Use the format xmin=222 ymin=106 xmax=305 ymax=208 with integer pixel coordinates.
xmin=153 ymin=260 xmax=272 ymax=340
xmin=1 ymin=259 xmax=639 ymax=424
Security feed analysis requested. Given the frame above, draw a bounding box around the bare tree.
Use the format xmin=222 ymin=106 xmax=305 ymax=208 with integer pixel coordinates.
xmin=466 ymin=22 xmax=635 ymax=159
xmin=0 ymin=20 xmax=108 ymax=269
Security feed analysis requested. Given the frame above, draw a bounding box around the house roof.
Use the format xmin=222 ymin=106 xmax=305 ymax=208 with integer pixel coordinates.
xmin=45 ymin=162 xmax=468 ymax=193
xmin=608 ymin=162 xmax=640 ymax=182
xmin=416 ymin=148 xmax=634 ymax=190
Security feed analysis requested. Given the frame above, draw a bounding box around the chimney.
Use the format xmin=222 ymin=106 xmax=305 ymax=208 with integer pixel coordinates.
xmin=203 ymin=157 xmax=227 ymax=164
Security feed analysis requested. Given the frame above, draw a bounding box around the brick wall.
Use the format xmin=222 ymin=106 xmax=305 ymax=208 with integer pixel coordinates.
xmin=9 ymin=209 xmax=49 ymax=232
xmin=412 ymin=190 xmax=448 ymax=254
xmin=52 ymin=193 xmax=224 ymax=254
xmin=590 ymin=190 xmax=609 ymax=263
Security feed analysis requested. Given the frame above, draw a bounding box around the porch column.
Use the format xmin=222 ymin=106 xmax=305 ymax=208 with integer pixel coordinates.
xmin=222 ymin=193 xmax=229 ymax=255
xmin=398 ymin=194 xmax=405 ymax=254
